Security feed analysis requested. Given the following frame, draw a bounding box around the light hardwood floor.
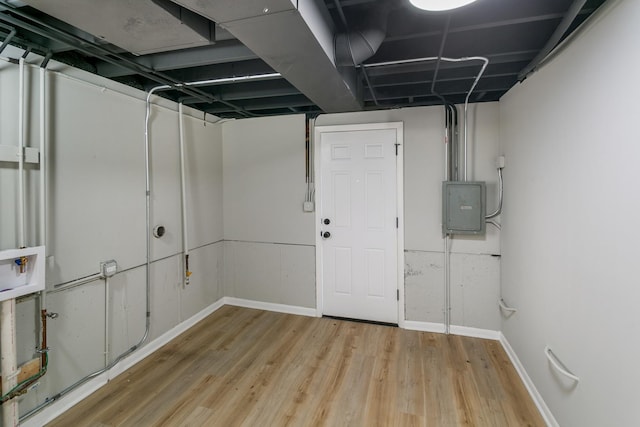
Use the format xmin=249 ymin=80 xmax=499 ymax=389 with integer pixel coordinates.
xmin=48 ymin=306 xmax=544 ymax=426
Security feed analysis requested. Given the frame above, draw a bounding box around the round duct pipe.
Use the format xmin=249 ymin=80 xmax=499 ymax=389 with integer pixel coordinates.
xmin=334 ymin=0 xmax=391 ymax=67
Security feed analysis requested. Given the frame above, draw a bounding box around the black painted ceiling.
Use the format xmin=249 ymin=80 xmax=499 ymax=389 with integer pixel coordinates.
xmin=0 ymin=0 xmax=606 ymax=118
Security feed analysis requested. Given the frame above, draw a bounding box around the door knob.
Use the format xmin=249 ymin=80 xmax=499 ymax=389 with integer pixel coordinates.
xmin=323 ymin=218 xmax=331 ymax=225
xmin=323 ymin=231 xmax=331 ymax=239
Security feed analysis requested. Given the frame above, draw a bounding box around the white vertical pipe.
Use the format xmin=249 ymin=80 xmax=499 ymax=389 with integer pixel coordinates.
xmin=39 ymin=65 xmax=47 ymax=312
xmin=39 ymin=66 xmax=46 ymax=249
xmin=17 ymin=56 xmax=26 ymax=248
xmin=178 ymin=103 xmax=190 ymax=285
xmin=3 ymin=54 xmax=27 ymax=427
xmin=1 ymin=299 xmax=18 ymax=426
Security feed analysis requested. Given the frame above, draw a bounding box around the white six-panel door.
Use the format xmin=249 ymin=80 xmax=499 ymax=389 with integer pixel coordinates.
xmin=317 ymin=125 xmax=400 ymax=324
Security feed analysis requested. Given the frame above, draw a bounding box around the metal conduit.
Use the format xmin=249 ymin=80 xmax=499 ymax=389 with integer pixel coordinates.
xmin=362 ymin=55 xmax=488 ymax=181
xmin=22 ymin=72 xmax=265 ymax=420
xmin=19 ymin=82 xmax=159 ymax=427
xmin=366 ymin=55 xmax=486 ymax=334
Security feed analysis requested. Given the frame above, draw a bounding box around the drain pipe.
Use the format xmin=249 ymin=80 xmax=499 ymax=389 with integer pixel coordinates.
xmin=39 ymin=55 xmax=50 ymax=315
xmin=2 ymin=51 xmax=29 ymax=427
xmin=178 ymin=103 xmax=191 ymax=285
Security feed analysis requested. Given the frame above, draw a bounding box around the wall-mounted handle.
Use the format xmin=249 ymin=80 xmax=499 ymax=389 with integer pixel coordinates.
xmin=498 ymin=298 xmax=517 ymax=313
xmin=544 ymin=346 xmax=580 ymax=383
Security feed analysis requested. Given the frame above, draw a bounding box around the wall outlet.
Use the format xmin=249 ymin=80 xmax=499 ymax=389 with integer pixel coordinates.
xmin=496 ymin=155 xmax=505 ymax=168
xmin=303 ymin=201 xmax=314 ymax=212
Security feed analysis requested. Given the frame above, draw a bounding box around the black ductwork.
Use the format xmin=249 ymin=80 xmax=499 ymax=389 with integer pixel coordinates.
xmin=334 ymin=0 xmax=391 ymax=67
xmin=151 ymin=0 xmax=214 ymax=42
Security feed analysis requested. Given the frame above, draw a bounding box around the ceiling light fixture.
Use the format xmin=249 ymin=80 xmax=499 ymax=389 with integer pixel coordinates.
xmin=409 ymin=0 xmax=479 ymax=12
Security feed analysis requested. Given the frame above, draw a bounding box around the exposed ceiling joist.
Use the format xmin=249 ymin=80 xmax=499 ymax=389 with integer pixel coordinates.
xmin=0 ymin=0 xmax=607 ymax=119
xmin=97 ymin=40 xmax=258 ymax=78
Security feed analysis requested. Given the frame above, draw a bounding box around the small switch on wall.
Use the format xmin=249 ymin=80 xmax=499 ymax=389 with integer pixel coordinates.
xmin=303 ymin=201 xmax=314 ymax=212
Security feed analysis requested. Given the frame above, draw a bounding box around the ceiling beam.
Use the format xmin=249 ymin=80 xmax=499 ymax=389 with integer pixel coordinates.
xmin=518 ymin=0 xmax=587 ymax=80
xmin=97 ymin=40 xmax=258 ymax=78
xmin=204 ymin=95 xmax=315 ymax=114
xmin=180 ymin=80 xmax=300 ymax=104
xmin=369 ymin=72 xmax=519 ymax=90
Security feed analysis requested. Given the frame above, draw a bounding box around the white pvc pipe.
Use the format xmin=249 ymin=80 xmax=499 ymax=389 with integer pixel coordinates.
xmin=39 ymin=65 xmax=47 ymax=312
xmin=39 ymin=66 xmax=46 ymax=248
xmin=178 ymin=103 xmax=190 ymax=285
xmin=1 ymin=299 xmax=18 ymax=426
xmin=3 ymin=54 xmax=27 ymax=427
xmin=17 ymin=56 xmax=26 ymax=248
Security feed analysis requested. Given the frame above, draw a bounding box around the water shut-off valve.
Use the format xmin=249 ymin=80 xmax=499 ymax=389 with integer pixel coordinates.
xmin=14 ymin=256 xmax=28 ymax=273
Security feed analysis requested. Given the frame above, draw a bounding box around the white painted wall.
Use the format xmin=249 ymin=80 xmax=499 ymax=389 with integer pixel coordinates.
xmin=500 ymin=1 xmax=640 ymax=425
xmin=316 ymin=105 xmax=501 ymax=330
xmin=0 ymin=47 xmax=224 ymax=419
xmin=222 ymin=115 xmax=316 ymax=308
xmin=222 ymin=115 xmax=312 ymax=245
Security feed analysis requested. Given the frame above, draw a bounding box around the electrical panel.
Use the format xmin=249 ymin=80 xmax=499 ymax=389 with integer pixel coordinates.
xmin=442 ymin=181 xmax=486 ymax=235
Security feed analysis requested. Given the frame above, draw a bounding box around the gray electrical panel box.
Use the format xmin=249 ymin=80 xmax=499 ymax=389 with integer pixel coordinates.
xmin=442 ymin=181 xmax=486 ymax=235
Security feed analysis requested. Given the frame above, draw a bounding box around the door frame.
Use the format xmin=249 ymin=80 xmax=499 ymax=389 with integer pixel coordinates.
xmin=313 ymin=122 xmax=405 ymax=327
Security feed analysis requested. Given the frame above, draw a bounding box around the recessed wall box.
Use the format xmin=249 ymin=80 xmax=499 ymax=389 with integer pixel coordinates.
xmin=0 ymin=246 xmax=45 ymax=301
xmin=442 ymin=181 xmax=486 ymax=235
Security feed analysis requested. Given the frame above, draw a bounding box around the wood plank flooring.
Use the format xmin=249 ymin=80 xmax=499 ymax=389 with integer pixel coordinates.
xmin=48 ymin=306 xmax=544 ymax=427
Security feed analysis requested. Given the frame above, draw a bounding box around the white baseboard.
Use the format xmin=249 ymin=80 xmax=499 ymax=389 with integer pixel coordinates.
xmin=403 ymin=320 xmax=500 ymax=340
xmin=499 ymin=333 xmax=557 ymax=427
xmin=450 ymin=325 xmax=501 ymax=340
xmin=22 ymin=298 xmax=226 ymax=427
xmin=403 ymin=320 xmax=446 ymax=333
xmin=224 ymin=297 xmax=317 ymax=317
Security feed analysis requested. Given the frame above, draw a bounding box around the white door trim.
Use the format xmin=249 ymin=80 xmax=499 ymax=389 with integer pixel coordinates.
xmin=314 ymin=122 xmax=405 ymax=327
